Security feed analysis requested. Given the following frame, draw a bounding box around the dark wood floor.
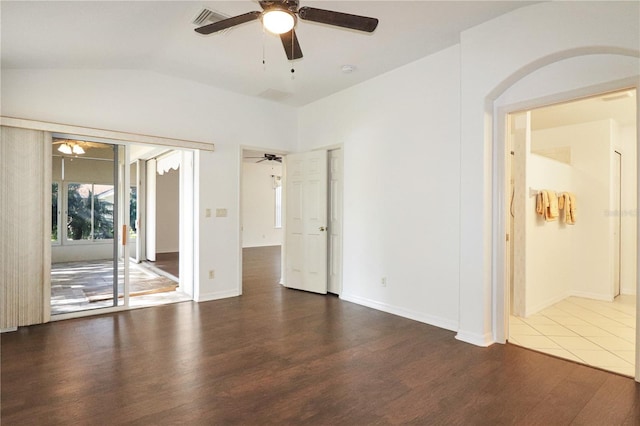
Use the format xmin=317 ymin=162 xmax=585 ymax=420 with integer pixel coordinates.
xmin=2 ymin=245 xmax=639 ymax=425
xmin=152 ymin=251 xmax=179 ymax=278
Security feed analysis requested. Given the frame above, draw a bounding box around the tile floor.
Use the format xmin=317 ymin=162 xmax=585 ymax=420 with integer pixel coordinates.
xmin=509 ymin=295 xmax=636 ymax=377
xmin=51 ymin=260 xmax=188 ymax=315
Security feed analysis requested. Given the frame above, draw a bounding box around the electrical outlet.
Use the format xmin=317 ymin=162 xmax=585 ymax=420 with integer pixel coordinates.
xmin=381 ymin=277 xmax=387 ymax=287
xmin=216 ymin=208 xmax=227 ymax=217
xmin=205 ymin=208 xmax=211 ymax=218
xmin=209 ymin=270 xmax=215 ymax=279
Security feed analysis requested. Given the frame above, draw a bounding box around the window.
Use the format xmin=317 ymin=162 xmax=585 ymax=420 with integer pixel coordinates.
xmin=66 ymin=183 xmax=114 ymax=241
xmin=51 ymin=182 xmax=60 ymax=243
xmin=129 ymin=186 xmax=137 ymax=238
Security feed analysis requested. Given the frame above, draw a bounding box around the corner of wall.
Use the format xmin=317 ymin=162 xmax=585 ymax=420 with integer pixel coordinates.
xmin=455 ymin=329 xmax=495 ymax=347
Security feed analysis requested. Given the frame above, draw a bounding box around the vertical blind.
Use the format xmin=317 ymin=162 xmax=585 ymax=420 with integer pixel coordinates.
xmin=1 ymin=126 xmax=51 ymax=329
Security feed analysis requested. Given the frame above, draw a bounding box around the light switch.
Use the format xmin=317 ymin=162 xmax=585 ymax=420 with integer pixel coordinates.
xmin=216 ymin=208 xmax=227 ymax=217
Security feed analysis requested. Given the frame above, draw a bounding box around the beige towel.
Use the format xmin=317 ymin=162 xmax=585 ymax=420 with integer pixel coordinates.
xmin=558 ymin=192 xmax=577 ymax=224
xmin=545 ymin=190 xmax=558 ymax=222
xmin=559 ymin=192 xmax=571 ymax=224
xmin=536 ymin=192 xmax=545 ymax=216
xmin=569 ymin=192 xmax=577 ymax=224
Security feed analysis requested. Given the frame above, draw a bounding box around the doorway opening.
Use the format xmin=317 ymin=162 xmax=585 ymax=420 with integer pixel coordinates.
xmin=506 ymin=88 xmax=637 ymax=377
xmin=50 ymin=137 xmax=193 ymax=316
xmin=241 ymin=149 xmax=285 ymax=295
xmin=239 ymin=147 xmax=343 ymax=297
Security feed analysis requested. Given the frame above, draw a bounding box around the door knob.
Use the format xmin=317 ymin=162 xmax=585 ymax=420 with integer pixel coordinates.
xmin=319 ymin=226 xmax=327 ymax=232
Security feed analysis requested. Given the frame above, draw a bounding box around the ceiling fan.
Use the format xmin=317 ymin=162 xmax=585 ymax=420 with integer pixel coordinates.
xmin=53 ymin=139 xmax=105 ymax=155
xmin=246 ymin=153 xmax=283 ymax=163
xmin=195 ymin=0 xmax=379 ymax=60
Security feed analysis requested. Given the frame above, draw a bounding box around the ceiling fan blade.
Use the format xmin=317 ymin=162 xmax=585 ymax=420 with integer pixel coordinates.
xmin=195 ymin=11 xmax=261 ymax=35
xmin=280 ymin=29 xmax=303 ymax=60
xmin=298 ymin=7 xmax=378 ymax=32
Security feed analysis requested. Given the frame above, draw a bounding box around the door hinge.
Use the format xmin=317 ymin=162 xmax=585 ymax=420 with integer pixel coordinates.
xmin=506 ymin=234 xmax=510 ymax=242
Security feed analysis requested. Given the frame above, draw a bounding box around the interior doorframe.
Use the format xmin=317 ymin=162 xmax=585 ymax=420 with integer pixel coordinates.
xmin=238 ymin=144 xmax=344 ymax=296
xmin=327 ymin=147 xmax=344 ymax=295
xmin=493 ymin=77 xmax=640 ymax=381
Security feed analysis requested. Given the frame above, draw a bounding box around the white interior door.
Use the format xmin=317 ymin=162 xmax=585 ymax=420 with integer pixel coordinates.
xmin=285 ymin=150 xmax=328 ymax=294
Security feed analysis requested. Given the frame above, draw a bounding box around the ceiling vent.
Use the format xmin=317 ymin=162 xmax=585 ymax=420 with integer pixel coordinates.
xmin=258 ymin=89 xmax=293 ymax=102
xmin=192 ymin=8 xmax=231 ymax=33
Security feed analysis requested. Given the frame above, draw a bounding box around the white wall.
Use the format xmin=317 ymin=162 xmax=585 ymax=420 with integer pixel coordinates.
xmin=242 ymin=162 xmax=282 ymax=248
xmin=1 ymin=69 xmax=297 ymax=301
xmin=458 ymin=1 xmax=639 ymax=345
xmin=155 ymin=168 xmax=179 ymax=253
xmin=524 ymin=154 xmax=573 ymax=314
xmin=298 ymin=45 xmax=461 ymax=332
xmin=524 ymin=120 xmax=614 ymax=315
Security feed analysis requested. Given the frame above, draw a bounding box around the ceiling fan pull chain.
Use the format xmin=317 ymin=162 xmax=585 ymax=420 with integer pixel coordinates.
xmin=290 ymin=33 xmax=295 ymax=79
xmin=262 ymin=27 xmax=267 ymax=70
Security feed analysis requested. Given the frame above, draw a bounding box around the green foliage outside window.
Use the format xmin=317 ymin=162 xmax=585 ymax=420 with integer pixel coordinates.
xmin=52 ymin=183 xmax=59 ymax=242
xmin=67 ymin=183 xmax=114 ymax=240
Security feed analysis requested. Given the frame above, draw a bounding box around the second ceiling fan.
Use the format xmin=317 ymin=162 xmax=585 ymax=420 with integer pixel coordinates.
xmin=195 ymin=0 xmax=379 ymax=60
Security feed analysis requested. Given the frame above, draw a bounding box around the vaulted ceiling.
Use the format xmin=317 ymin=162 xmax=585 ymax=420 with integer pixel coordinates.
xmin=1 ymin=1 xmax=534 ymax=106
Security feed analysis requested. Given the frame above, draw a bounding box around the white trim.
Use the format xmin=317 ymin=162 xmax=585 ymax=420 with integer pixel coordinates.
xmin=51 ymin=305 xmax=128 ymax=321
xmin=196 ymin=289 xmax=240 ymax=302
xmin=340 ymin=293 xmax=459 ymax=332
xmin=179 ymin=151 xmax=196 ymax=299
xmin=524 ymin=291 xmax=571 ymax=318
xmin=1 ymin=116 xmax=214 ymax=152
xmin=569 ymin=291 xmax=613 ymax=302
xmin=455 ymin=330 xmax=494 ymax=347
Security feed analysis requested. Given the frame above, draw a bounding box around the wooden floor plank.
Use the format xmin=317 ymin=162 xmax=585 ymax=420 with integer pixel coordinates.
xmin=2 ymin=245 xmax=639 ymax=424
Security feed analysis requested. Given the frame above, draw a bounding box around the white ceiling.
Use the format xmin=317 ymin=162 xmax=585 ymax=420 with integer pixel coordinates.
xmin=532 ymin=89 xmax=637 ymax=131
xmin=1 ymin=1 xmax=534 ymax=107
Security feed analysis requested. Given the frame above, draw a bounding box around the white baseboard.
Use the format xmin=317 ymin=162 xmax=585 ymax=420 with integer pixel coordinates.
xmin=1 ymin=327 xmax=18 ymax=333
xmin=570 ymin=290 xmax=613 ymax=302
xmin=525 ymin=291 xmax=571 ymax=317
xmin=621 ymin=287 xmax=636 ymax=296
xmin=455 ymin=330 xmax=494 ymax=347
xmin=340 ymin=293 xmax=458 ymax=332
xmin=196 ymin=289 xmax=240 ymax=302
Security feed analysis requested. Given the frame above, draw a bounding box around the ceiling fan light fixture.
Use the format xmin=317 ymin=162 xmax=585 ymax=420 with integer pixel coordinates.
xmin=262 ymin=9 xmax=295 ymax=34
xmin=72 ymin=144 xmax=85 ymax=155
xmin=58 ymin=143 xmax=72 ymax=155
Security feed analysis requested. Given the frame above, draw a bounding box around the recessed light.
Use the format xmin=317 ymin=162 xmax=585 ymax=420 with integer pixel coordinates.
xmin=341 ymin=64 xmax=356 ymax=74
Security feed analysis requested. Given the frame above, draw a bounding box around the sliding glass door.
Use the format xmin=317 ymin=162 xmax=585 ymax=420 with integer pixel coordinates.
xmin=50 ymin=139 xmax=128 ymax=315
